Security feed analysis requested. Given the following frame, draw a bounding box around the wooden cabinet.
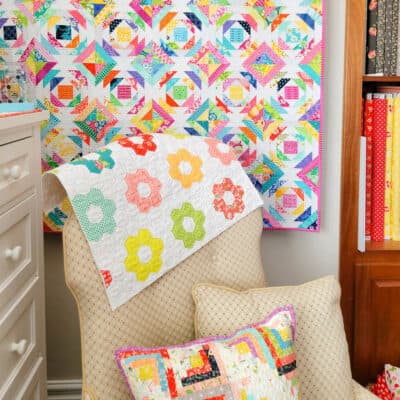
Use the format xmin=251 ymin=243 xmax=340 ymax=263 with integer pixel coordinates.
xmin=353 ymin=262 xmax=400 ymax=383
xmin=340 ymin=0 xmax=400 ymax=385
xmin=0 ymin=111 xmax=49 ymax=399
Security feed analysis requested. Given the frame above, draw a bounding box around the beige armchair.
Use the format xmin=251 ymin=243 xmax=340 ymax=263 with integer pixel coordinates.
xmin=63 ymin=208 xmax=378 ymax=400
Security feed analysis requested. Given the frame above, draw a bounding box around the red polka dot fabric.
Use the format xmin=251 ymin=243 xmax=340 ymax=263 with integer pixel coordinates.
xmin=364 ymin=96 xmax=374 ymax=238
xmin=370 ymin=372 xmax=393 ymax=399
xmin=371 ymin=97 xmax=387 ymax=242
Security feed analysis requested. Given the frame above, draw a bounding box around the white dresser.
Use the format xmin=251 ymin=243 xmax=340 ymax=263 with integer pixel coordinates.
xmin=0 ymin=111 xmax=49 ymax=399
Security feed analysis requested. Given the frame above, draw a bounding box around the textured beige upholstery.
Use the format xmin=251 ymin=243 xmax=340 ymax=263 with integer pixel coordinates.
xmin=192 ymin=277 xmax=378 ymax=400
xmin=353 ymin=381 xmax=381 ymax=399
xmin=63 ymin=208 xmax=266 ymax=399
xmin=63 ymin=206 xmax=377 ymax=399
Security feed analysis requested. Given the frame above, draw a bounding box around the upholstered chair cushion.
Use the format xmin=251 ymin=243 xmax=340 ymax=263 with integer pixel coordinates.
xmin=192 ymin=276 xmax=354 ymax=400
xmin=63 ymin=208 xmax=266 ymax=399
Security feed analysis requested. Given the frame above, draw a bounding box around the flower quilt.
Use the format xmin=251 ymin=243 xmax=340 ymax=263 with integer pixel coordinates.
xmin=42 ymin=134 xmax=262 ymax=309
xmin=1 ymin=0 xmax=324 ymax=231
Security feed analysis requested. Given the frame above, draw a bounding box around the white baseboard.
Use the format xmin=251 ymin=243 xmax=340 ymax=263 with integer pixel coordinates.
xmin=47 ymin=379 xmax=82 ymax=400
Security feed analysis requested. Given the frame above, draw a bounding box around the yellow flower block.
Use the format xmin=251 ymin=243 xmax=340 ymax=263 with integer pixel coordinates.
xmin=167 ymin=149 xmax=203 ymax=189
xmin=124 ymin=229 xmax=164 ymax=281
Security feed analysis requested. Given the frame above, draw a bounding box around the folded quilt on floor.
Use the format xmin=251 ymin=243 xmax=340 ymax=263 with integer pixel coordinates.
xmin=43 ymin=134 xmax=262 ymax=310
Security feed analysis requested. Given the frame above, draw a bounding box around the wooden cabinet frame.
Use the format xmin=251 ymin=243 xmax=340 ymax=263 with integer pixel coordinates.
xmin=340 ymin=0 xmax=400 ymax=384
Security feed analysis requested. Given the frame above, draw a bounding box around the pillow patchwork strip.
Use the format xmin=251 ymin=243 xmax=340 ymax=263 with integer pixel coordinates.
xmin=115 ymin=306 xmax=299 ymax=400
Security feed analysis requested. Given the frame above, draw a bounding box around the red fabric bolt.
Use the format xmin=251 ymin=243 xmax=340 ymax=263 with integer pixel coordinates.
xmin=371 ymin=97 xmax=387 ymax=241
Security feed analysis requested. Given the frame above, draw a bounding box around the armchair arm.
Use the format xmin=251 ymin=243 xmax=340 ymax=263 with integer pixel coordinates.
xmin=353 ymin=380 xmax=379 ymax=399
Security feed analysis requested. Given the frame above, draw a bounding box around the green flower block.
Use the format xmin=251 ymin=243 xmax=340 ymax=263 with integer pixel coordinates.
xmin=72 ymin=188 xmax=116 ymax=242
xmin=171 ymin=202 xmax=206 ymax=249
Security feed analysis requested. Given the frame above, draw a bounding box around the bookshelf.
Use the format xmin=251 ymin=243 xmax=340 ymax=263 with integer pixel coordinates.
xmin=363 ymin=76 xmax=400 ymax=82
xmin=366 ymin=240 xmax=400 ymax=251
xmin=340 ymin=0 xmax=400 ymax=385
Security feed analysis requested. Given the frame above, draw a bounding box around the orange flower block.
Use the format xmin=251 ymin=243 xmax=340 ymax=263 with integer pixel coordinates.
xmin=213 ymin=178 xmax=245 ymax=220
xmin=167 ymin=149 xmax=203 ymax=188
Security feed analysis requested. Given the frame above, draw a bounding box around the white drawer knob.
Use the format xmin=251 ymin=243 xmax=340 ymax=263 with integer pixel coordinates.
xmin=11 ymin=339 xmax=27 ymax=355
xmin=10 ymin=165 xmax=22 ymax=180
xmin=2 ymin=165 xmax=22 ymax=180
xmin=5 ymin=246 xmax=22 ymax=262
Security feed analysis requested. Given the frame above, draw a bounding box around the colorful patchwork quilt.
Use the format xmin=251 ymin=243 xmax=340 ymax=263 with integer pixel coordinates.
xmin=1 ymin=0 xmax=324 ymax=231
xmin=115 ymin=306 xmax=298 ymax=399
xmin=42 ymin=134 xmax=263 ymax=309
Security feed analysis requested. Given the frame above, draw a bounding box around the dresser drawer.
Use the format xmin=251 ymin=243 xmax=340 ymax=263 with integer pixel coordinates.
xmin=0 ymin=281 xmax=39 ymax=396
xmin=1 ymin=357 xmax=45 ymax=400
xmin=0 ymin=196 xmax=36 ymax=313
xmin=0 ymin=137 xmax=36 ymax=208
xmin=15 ymin=358 xmax=45 ymax=400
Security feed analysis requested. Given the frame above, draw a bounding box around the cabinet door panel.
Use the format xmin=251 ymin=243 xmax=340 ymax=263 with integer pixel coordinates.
xmin=354 ymin=263 xmax=400 ymax=384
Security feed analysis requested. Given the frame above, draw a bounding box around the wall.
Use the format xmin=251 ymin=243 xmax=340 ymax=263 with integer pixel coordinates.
xmin=44 ymin=235 xmax=81 ymax=379
xmin=44 ymin=0 xmax=346 ymax=380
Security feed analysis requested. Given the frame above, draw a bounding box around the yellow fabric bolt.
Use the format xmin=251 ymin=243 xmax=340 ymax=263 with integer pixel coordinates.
xmin=391 ymin=97 xmax=400 ymax=240
xmin=385 ymin=95 xmax=393 ymax=239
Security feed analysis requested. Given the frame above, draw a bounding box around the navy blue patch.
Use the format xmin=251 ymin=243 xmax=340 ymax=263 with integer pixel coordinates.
xmin=4 ymin=25 xmax=17 ymax=40
xmin=56 ymin=25 xmax=72 ymax=40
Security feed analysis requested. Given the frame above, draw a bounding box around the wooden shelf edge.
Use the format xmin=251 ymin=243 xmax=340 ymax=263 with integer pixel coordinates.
xmin=363 ymin=75 xmax=400 ymax=83
xmin=365 ymin=240 xmax=400 ymax=252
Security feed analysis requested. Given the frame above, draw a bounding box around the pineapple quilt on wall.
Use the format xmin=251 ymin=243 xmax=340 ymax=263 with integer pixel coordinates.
xmin=0 ymin=0 xmax=324 ymax=231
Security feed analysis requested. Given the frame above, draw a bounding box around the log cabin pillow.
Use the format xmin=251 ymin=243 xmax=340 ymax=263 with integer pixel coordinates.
xmin=115 ymin=306 xmax=299 ymax=399
xmin=192 ymin=275 xmax=353 ymax=400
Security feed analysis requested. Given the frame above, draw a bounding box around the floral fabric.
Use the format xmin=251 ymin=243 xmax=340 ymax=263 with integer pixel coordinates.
xmin=42 ymin=134 xmax=262 ymax=310
xmin=386 ymin=364 xmax=400 ymax=399
xmin=115 ymin=306 xmax=299 ymax=400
